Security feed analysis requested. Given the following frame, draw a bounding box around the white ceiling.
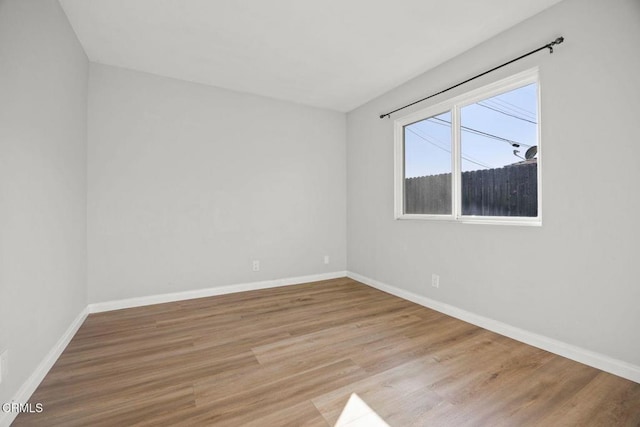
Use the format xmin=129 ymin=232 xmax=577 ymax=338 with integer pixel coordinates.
xmin=59 ymin=0 xmax=563 ymax=112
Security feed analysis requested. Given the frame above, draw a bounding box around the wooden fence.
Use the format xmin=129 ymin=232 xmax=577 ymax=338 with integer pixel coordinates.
xmin=405 ymin=162 xmax=537 ymax=217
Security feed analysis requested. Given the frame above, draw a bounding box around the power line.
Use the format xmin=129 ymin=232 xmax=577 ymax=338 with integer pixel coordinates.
xmin=428 ymin=117 xmax=532 ymax=148
xmin=406 ymin=128 xmax=492 ymax=170
xmin=476 ymin=102 xmax=537 ymax=124
xmin=406 ymin=128 xmax=450 ymax=154
xmin=410 ymin=127 xmax=494 ymax=169
xmin=489 ymin=97 xmax=537 ymax=119
xmin=483 ymin=98 xmax=537 ymax=120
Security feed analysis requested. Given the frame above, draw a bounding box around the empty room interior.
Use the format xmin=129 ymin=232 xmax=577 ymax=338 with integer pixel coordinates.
xmin=2 ymin=0 xmax=640 ymax=425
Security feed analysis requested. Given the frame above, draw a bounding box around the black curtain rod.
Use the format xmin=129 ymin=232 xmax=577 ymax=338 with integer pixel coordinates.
xmin=379 ymin=36 xmax=564 ymax=119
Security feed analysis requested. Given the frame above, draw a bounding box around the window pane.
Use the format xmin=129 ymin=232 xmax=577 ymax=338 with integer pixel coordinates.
xmin=460 ymin=83 xmax=538 ymax=217
xmin=403 ymin=111 xmax=452 ymax=215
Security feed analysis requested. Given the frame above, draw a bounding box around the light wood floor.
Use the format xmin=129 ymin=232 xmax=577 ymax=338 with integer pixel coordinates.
xmin=14 ymin=278 xmax=640 ymax=426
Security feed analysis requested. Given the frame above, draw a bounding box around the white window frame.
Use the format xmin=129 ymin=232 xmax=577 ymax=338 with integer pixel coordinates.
xmin=394 ymin=68 xmax=542 ymax=226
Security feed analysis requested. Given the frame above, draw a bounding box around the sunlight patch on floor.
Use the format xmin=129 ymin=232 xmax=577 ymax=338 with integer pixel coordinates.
xmin=334 ymin=393 xmax=390 ymax=427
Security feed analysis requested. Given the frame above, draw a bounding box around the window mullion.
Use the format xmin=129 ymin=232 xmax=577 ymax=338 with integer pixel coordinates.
xmin=451 ymin=105 xmax=462 ymax=220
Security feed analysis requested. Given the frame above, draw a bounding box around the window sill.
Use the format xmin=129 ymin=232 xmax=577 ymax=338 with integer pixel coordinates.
xmin=395 ymin=214 xmax=542 ymax=227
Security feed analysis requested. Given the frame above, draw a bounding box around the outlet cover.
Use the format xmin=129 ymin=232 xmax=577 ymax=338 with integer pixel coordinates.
xmin=431 ymin=274 xmax=440 ymax=288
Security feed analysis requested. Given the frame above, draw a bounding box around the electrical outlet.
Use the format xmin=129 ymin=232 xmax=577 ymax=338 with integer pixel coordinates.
xmin=0 ymin=350 xmax=7 ymax=384
xmin=324 ymin=255 xmax=330 ymax=265
xmin=431 ymin=274 xmax=440 ymax=288
xmin=252 ymin=260 xmax=260 ymax=272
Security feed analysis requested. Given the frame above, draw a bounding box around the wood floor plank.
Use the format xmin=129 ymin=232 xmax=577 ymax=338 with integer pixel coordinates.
xmin=191 ymin=358 xmax=366 ymax=425
xmin=13 ymin=278 xmax=640 ymax=426
xmin=536 ymin=371 xmax=640 ymax=426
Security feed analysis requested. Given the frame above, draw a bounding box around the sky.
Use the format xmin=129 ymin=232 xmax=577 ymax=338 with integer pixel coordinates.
xmin=404 ymin=83 xmax=538 ymax=178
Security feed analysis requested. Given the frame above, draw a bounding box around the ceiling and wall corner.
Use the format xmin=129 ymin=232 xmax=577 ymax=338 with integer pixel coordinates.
xmin=58 ymin=0 xmax=563 ymax=112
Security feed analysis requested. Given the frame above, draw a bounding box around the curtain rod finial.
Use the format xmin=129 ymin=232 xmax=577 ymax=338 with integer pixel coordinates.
xmin=380 ymin=114 xmax=390 ymax=119
xmin=548 ymin=36 xmax=565 ymax=53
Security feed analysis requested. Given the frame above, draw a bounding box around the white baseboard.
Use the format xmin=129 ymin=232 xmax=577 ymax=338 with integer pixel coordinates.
xmin=5 ymin=269 xmax=636 ymax=427
xmin=88 ymin=271 xmax=348 ymax=313
xmin=347 ymin=271 xmax=640 ymax=384
xmin=0 ymin=307 xmax=88 ymax=427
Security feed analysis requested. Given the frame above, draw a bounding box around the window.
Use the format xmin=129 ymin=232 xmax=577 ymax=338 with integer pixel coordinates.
xmin=394 ymin=69 xmax=541 ymax=225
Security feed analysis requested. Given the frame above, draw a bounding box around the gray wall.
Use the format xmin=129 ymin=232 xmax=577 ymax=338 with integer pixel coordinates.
xmin=0 ymin=0 xmax=88 ymax=405
xmin=88 ymin=64 xmax=346 ymax=303
xmin=347 ymin=0 xmax=640 ymax=366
